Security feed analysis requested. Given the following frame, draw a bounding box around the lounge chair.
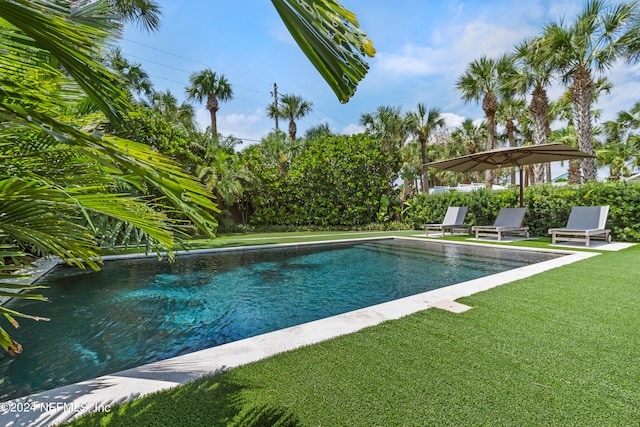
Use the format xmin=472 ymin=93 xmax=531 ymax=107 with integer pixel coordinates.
xmin=472 ymin=207 xmax=530 ymax=241
xmin=423 ymin=206 xmax=470 ymax=236
xmin=548 ymin=205 xmax=611 ymax=246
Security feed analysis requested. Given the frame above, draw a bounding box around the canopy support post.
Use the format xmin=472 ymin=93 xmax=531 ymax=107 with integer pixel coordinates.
xmin=519 ymin=166 xmax=524 ymax=207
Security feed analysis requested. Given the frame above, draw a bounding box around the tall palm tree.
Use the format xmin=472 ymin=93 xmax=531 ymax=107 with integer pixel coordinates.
xmin=408 ymin=104 xmax=445 ymax=193
xmin=497 ymin=96 xmax=527 ymax=186
xmin=185 ymin=68 xmax=233 ymax=136
xmin=543 ymin=0 xmax=640 ymax=181
xmin=512 ymin=36 xmax=556 ymax=184
xmin=456 ymin=54 xmax=514 ymax=187
xmin=268 ymin=94 xmax=313 ymax=141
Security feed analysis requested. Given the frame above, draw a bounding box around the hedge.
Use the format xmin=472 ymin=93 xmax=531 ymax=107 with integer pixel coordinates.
xmin=403 ymin=181 xmax=640 ymax=242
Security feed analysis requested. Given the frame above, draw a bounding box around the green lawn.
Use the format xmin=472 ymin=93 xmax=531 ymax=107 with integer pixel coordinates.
xmin=66 ymin=233 xmax=640 ymax=426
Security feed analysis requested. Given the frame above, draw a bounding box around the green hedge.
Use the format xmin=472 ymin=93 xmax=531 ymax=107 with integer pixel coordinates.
xmin=403 ymin=181 xmax=640 ymax=241
xmin=246 ymin=134 xmax=399 ymax=227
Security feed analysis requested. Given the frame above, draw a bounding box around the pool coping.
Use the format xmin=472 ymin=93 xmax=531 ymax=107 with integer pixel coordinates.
xmin=0 ymin=237 xmax=599 ymax=426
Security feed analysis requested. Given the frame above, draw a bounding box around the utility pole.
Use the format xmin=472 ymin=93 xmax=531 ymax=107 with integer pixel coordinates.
xmin=270 ymin=82 xmax=279 ymax=132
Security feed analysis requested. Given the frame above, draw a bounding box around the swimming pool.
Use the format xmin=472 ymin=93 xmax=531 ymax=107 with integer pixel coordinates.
xmin=0 ymin=238 xmax=561 ymax=400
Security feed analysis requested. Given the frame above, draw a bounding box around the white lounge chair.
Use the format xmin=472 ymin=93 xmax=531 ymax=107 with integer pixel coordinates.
xmin=548 ymin=206 xmax=611 ymax=246
xmin=423 ymin=206 xmax=469 ymax=236
xmin=472 ymin=207 xmax=530 ymax=241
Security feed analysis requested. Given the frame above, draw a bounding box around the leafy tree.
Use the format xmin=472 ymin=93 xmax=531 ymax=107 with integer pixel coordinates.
xmin=543 ymin=0 xmax=640 ymax=181
xmin=185 ymin=68 xmax=233 ymax=136
xmin=148 ymin=90 xmax=198 ymax=134
xmin=244 ymin=134 xmax=399 ymax=227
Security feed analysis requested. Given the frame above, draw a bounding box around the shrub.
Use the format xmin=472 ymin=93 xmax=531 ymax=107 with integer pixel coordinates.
xmin=403 ymin=181 xmax=640 ymax=242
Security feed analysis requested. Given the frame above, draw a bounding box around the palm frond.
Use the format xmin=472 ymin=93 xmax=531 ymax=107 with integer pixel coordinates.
xmin=271 ymin=0 xmax=375 ymax=103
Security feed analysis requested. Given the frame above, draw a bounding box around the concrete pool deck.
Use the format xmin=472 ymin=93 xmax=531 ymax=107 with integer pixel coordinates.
xmin=0 ymin=237 xmax=600 ymax=426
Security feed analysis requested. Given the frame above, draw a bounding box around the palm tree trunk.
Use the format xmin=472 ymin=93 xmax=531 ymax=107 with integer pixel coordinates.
xmin=207 ymin=95 xmax=219 ymax=135
xmin=506 ymin=119 xmax=516 ymax=186
xmin=483 ymin=91 xmax=498 ymax=188
xmin=568 ymin=159 xmax=581 ymax=184
xmin=289 ymin=120 xmax=297 ymax=141
xmin=572 ymin=66 xmax=596 ymax=181
xmin=530 ymin=84 xmax=548 ymax=184
xmin=420 ymin=136 xmax=429 ymax=193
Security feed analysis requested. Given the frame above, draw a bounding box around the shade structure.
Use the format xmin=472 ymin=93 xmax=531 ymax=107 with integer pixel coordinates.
xmin=426 ymin=143 xmax=595 ymax=207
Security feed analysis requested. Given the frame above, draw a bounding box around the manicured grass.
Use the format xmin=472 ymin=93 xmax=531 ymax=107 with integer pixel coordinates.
xmin=65 ymin=235 xmax=640 ymax=426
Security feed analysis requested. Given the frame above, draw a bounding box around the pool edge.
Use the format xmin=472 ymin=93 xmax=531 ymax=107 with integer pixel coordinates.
xmin=0 ymin=237 xmax=599 ymax=426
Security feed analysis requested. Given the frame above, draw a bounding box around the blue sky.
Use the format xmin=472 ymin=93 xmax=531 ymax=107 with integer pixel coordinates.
xmin=119 ymin=0 xmax=640 ymax=148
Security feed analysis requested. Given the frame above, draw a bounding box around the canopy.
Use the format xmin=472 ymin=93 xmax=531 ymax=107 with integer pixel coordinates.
xmin=426 ymin=143 xmax=595 ymax=206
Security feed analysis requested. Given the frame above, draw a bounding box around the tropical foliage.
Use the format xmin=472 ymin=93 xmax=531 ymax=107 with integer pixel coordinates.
xmin=243 ymin=133 xmax=400 ymax=227
xmin=0 ymin=0 xmax=218 ymax=355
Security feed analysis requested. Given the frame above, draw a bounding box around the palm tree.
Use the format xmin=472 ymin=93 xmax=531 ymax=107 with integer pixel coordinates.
xmin=543 ymin=0 xmax=640 ymax=181
xmin=185 ymin=68 xmax=233 ymax=136
xmin=408 ymin=104 xmax=445 ymax=193
xmin=149 ymin=90 xmax=197 ymax=133
xmin=512 ymin=36 xmax=556 ymax=184
xmin=360 ymin=105 xmax=412 ymax=149
xmin=448 ymin=119 xmax=488 ymax=184
xmin=268 ymin=94 xmax=313 ymax=141
xmin=497 ymin=96 xmax=527 ymax=186
xmin=107 ymin=0 xmax=162 ymax=31
xmin=304 ymin=122 xmax=335 ymax=141
xmin=456 ymin=54 xmax=514 ymax=187
xmin=599 ymin=101 xmax=640 ymax=177
xmin=109 ymin=47 xmax=154 ymax=100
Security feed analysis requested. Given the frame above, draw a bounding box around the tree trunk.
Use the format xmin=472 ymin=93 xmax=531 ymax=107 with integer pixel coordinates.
xmin=419 ymin=135 xmax=429 ymax=193
xmin=530 ymin=84 xmax=549 ymax=184
xmin=506 ymin=119 xmax=516 ymax=186
xmin=206 ymin=95 xmax=219 ymax=136
xmin=571 ymin=66 xmax=596 ymax=181
xmin=289 ymin=120 xmax=297 ymax=141
xmin=568 ymin=159 xmax=581 ymax=184
xmin=483 ymin=91 xmax=498 ymax=188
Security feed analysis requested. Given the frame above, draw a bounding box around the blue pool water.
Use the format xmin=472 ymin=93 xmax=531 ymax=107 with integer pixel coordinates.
xmin=0 ymin=238 xmax=559 ymax=400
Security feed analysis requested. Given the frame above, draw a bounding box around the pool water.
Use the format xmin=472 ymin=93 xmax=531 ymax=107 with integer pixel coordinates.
xmin=0 ymin=238 xmax=559 ymax=400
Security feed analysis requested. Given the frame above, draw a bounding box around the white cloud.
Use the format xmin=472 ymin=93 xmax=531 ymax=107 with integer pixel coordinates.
xmin=441 ymin=112 xmax=465 ymax=129
xmin=342 ymin=123 xmax=365 ymax=135
xmin=377 ymin=45 xmax=438 ymax=75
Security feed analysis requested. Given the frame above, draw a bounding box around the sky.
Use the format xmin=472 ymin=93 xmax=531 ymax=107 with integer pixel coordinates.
xmin=119 ymin=0 xmax=640 ymax=149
